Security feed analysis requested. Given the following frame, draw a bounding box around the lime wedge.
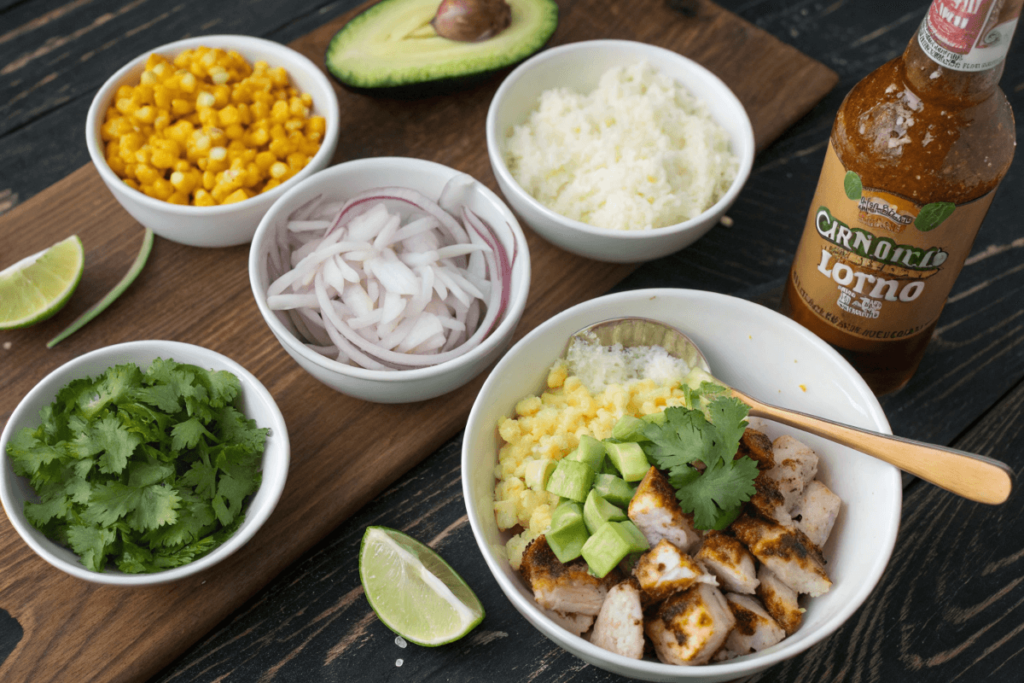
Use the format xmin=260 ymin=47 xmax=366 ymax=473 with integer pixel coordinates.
xmin=359 ymin=526 xmax=484 ymax=646
xmin=0 ymin=235 xmax=84 ymax=330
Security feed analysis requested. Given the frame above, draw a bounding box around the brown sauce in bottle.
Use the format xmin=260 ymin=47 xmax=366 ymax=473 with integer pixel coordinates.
xmin=781 ymin=0 xmax=1018 ymax=394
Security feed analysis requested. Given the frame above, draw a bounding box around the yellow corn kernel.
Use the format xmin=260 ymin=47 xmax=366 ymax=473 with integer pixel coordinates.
xmin=123 ymin=163 xmax=137 ymax=179
xmin=300 ymin=92 xmax=313 ymax=107
xmin=254 ymin=150 xmax=276 ymax=171
xmin=171 ymin=98 xmax=194 ymax=116
xmin=260 ymin=178 xmax=281 ymax=193
xmin=221 ymin=188 xmax=250 ymax=204
xmin=224 ymin=122 xmax=245 ymax=140
xmin=286 ymin=152 xmax=308 ymax=171
xmin=134 ymin=146 xmax=152 ymax=165
xmin=242 ymin=162 xmax=262 ymax=187
xmin=116 ymin=84 xmax=134 ymax=100
xmin=149 ymin=177 xmax=174 ymax=200
xmin=107 ymin=155 xmax=126 ymax=176
xmin=247 ymin=127 xmax=269 ymax=147
xmin=153 ymin=85 xmax=172 ymax=109
xmin=197 ymin=158 xmax=208 ymax=171
xmin=135 ymin=164 xmax=160 ymax=185
xmin=179 ymin=71 xmax=197 ymax=93
xmin=284 ymin=119 xmax=305 ymax=133
xmin=250 ymin=100 xmax=271 ymax=120
xmin=270 ymin=100 xmax=290 ymax=124
xmin=202 ymin=170 xmax=216 ymax=190
xmin=217 ymin=105 xmax=240 ymax=126
xmin=189 ymin=132 xmax=212 ymax=156
xmin=145 ymin=53 xmax=164 ymax=70
xmin=195 ymin=90 xmax=216 ymax=109
xmin=197 ymin=107 xmax=218 ymax=128
xmin=194 ymin=188 xmax=216 ymax=206
xmin=165 ymin=120 xmax=194 ymax=145
xmin=166 ymin=191 xmax=189 ymax=205
xmin=299 ymin=139 xmax=321 ymax=157
xmin=131 ymin=85 xmax=154 ymax=105
xmin=207 ymin=146 xmax=229 ymax=172
xmin=153 ymin=110 xmax=171 ymax=131
xmin=269 ymin=66 xmax=288 ymax=87
xmin=212 ymin=84 xmax=230 ymax=107
xmin=306 ymin=116 xmax=326 ymax=136
xmin=115 ymin=98 xmax=138 ymax=116
xmin=268 ymin=138 xmax=293 ymax=158
xmin=269 ymin=123 xmax=287 ymax=141
xmin=173 ymin=159 xmax=192 ymax=173
xmin=269 ymin=161 xmax=290 ymax=180
xmin=133 ymin=106 xmax=157 ymax=124
xmin=123 ymin=178 xmax=140 ymax=190
xmin=288 ymin=97 xmax=308 ymax=118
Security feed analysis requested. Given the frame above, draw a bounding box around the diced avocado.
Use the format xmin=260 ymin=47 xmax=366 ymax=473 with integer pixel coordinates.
xmin=583 ymin=491 xmax=627 ymax=535
xmin=581 ymin=521 xmax=635 ymax=578
xmin=545 ymin=459 xmax=594 ymax=502
xmin=593 ymin=473 xmax=636 ymax=508
xmin=615 ymin=520 xmax=649 ymax=553
xmin=641 ymin=411 xmax=667 ymax=427
xmin=566 ymin=435 xmax=605 ymax=471
xmin=325 ymin=0 xmax=559 ymax=98
xmin=601 ymin=457 xmax=620 ymax=475
xmin=682 ymin=367 xmax=725 ymax=392
xmin=604 ymin=442 xmax=650 ymax=482
xmin=524 ymin=458 xmax=556 ymax=491
xmin=546 ymin=501 xmax=589 ymax=563
xmin=611 ymin=415 xmax=648 ymax=442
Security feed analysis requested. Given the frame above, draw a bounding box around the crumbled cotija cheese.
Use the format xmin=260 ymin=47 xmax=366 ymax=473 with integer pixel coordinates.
xmin=504 ymin=61 xmax=738 ymax=231
xmin=566 ymin=334 xmax=692 ymax=394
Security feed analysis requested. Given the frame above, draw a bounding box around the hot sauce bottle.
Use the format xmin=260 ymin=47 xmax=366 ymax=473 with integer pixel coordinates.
xmin=781 ymin=0 xmax=1020 ymax=394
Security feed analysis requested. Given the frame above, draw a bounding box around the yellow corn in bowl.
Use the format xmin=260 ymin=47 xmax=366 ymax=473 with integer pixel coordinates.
xmin=86 ymin=35 xmax=340 ymax=248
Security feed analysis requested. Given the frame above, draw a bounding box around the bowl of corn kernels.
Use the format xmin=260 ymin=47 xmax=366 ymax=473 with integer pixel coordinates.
xmin=85 ymin=35 xmax=340 ymax=248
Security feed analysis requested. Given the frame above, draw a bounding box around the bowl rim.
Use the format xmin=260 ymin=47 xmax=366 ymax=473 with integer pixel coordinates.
xmin=248 ymin=156 xmax=533 ymax=384
xmin=486 ymin=39 xmax=756 ymax=241
xmin=0 ymin=340 xmax=291 ymax=586
xmin=84 ymin=34 xmax=341 ymax=217
xmin=462 ymin=288 xmax=902 ymax=678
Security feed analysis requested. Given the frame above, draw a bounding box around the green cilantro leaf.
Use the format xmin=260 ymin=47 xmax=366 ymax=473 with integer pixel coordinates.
xmin=642 ymin=407 xmax=713 ymax=474
xmin=66 ymin=525 xmax=117 ymax=573
xmin=703 ymin=397 xmax=750 ymax=467
xmin=9 ymin=358 xmax=265 ymax=573
xmin=673 ymin=457 xmax=759 ymax=529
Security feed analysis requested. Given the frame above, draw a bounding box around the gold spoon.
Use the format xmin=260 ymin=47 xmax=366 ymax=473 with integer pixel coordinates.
xmin=570 ymin=317 xmax=1014 ymax=505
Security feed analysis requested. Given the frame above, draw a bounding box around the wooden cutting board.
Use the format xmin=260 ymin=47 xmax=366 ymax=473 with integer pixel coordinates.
xmin=0 ymin=1 xmax=837 ymax=681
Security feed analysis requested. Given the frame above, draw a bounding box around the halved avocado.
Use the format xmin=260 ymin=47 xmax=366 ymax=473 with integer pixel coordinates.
xmin=326 ymin=0 xmax=558 ymax=98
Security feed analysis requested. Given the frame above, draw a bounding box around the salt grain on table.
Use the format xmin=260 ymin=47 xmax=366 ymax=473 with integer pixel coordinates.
xmin=396 ymin=659 xmax=404 ymax=667
xmin=395 ymin=636 xmax=407 ymax=648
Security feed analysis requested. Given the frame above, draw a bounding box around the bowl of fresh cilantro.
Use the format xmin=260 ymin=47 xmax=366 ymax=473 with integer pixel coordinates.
xmin=0 ymin=340 xmax=289 ymax=585
xmin=461 ymin=288 xmax=901 ymax=681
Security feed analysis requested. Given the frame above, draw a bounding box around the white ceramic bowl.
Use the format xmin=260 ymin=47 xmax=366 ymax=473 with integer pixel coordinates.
xmin=486 ymin=40 xmax=755 ymax=263
xmin=462 ymin=289 xmax=902 ymax=681
xmin=0 ymin=340 xmax=290 ymax=586
xmin=85 ymin=35 xmax=340 ymax=248
xmin=249 ymin=157 xmax=531 ymax=403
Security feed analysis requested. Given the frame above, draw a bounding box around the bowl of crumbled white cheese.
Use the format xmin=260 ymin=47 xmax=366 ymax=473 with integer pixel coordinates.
xmin=486 ymin=40 xmax=755 ymax=263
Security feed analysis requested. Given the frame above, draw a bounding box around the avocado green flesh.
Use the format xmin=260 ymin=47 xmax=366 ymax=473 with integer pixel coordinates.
xmin=326 ymin=0 xmax=558 ymax=90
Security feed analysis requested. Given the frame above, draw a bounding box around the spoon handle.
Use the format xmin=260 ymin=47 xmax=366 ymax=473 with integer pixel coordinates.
xmin=734 ymin=390 xmax=1014 ymax=505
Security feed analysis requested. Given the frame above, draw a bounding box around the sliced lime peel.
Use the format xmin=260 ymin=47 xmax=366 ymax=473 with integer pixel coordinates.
xmin=47 ymin=229 xmax=154 ymax=348
xmin=359 ymin=526 xmax=484 ymax=647
xmin=0 ymin=235 xmax=84 ymax=330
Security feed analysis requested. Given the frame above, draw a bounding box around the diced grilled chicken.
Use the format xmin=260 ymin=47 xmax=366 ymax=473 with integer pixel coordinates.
xmin=725 ymin=593 xmax=786 ymax=654
xmin=792 ymin=480 xmax=841 ymax=548
xmin=634 ymin=539 xmax=716 ymax=603
xmin=544 ymin=610 xmax=595 ymax=637
xmin=756 ymin=566 xmax=803 ymax=635
xmin=740 ymin=429 xmax=793 ymax=527
xmin=732 ymin=514 xmax=832 ymax=597
xmin=766 ymin=436 xmax=819 ymax=512
xmin=520 ymin=535 xmax=619 ymax=616
xmin=645 ymin=583 xmax=736 ymax=666
xmin=695 ymin=532 xmax=759 ymax=595
xmin=628 ymin=467 xmax=700 ymax=553
xmin=590 ymin=580 xmax=645 ymax=659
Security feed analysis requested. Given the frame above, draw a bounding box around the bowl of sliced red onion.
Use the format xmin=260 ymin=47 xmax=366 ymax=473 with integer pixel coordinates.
xmin=248 ymin=157 xmax=531 ymax=403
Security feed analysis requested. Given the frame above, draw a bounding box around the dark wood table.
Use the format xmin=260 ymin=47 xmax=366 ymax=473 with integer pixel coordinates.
xmin=1 ymin=1 xmax=1022 ymax=681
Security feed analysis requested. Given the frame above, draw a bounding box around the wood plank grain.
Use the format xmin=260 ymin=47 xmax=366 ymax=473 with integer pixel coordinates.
xmin=0 ymin=1 xmax=837 ymax=682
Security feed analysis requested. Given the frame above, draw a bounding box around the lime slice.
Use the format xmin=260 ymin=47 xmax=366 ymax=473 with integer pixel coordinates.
xmin=0 ymin=235 xmax=84 ymax=330
xmin=359 ymin=526 xmax=485 ymax=646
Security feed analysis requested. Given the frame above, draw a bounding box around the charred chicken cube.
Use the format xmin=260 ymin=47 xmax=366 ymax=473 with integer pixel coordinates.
xmin=520 ymin=535 xmax=619 ymax=615
xmin=792 ymin=480 xmax=841 ymax=548
xmin=634 ymin=539 xmax=715 ymax=603
xmin=732 ymin=514 xmax=832 ymax=597
xmin=543 ymin=610 xmax=595 ymax=637
xmin=628 ymin=466 xmax=700 ymax=553
xmin=724 ymin=593 xmax=786 ymax=654
xmin=756 ymin=566 xmax=803 ymax=635
xmin=645 ymin=583 xmax=736 ymax=666
xmin=590 ymin=580 xmax=645 ymax=659
xmin=695 ymin=532 xmax=759 ymax=595
xmin=766 ymin=435 xmax=819 ymax=511
xmin=741 ymin=429 xmax=794 ymax=527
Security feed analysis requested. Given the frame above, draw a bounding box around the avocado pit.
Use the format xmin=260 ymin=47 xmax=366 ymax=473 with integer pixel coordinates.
xmin=431 ymin=0 xmax=513 ymax=42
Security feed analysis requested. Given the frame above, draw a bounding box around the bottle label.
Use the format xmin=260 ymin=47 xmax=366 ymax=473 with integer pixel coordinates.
xmin=789 ymin=142 xmax=994 ymax=345
xmin=918 ymin=0 xmax=1019 ymax=71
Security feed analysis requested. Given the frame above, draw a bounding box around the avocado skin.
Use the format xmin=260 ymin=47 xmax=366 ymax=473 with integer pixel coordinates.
xmin=325 ymin=0 xmax=558 ymax=99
